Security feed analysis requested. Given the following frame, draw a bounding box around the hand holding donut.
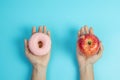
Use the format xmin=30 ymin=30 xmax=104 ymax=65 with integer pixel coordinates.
xmin=24 ymin=26 xmax=51 ymax=67
xmin=77 ymin=25 xmax=104 ymax=66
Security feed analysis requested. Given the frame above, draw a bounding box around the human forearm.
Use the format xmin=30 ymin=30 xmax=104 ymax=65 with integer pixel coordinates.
xmin=32 ymin=65 xmax=46 ymax=80
xmin=80 ymin=64 xmax=94 ymax=80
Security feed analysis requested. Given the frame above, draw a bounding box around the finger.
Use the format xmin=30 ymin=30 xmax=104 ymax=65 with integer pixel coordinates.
xmin=32 ymin=26 xmax=36 ymax=34
xmin=92 ymin=44 xmax=103 ymax=61
xmin=89 ymin=27 xmax=94 ymax=34
xmin=43 ymin=26 xmax=46 ymax=33
xmin=80 ymin=27 xmax=84 ymax=36
xmin=38 ymin=26 xmax=42 ymax=32
xmin=47 ymin=31 xmax=50 ymax=36
xmin=24 ymin=39 xmax=29 ymax=53
xmin=78 ymin=31 xmax=80 ymax=37
xmin=97 ymin=42 xmax=104 ymax=57
xmin=84 ymin=25 xmax=89 ymax=34
xmin=24 ymin=39 xmax=36 ymax=59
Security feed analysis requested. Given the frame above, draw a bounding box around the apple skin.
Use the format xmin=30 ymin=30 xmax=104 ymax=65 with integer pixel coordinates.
xmin=78 ymin=34 xmax=100 ymax=57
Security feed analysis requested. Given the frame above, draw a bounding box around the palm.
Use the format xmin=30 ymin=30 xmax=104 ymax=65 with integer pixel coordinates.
xmin=24 ymin=26 xmax=51 ymax=67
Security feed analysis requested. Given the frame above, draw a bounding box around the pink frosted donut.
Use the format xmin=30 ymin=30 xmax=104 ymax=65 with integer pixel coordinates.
xmin=29 ymin=33 xmax=51 ymax=56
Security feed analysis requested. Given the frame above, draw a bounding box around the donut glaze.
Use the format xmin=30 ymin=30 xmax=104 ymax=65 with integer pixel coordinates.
xmin=29 ymin=33 xmax=51 ymax=56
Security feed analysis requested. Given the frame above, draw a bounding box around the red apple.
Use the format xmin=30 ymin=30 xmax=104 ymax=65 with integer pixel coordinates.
xmin=78 ymin=34 xmax=100 ymax=57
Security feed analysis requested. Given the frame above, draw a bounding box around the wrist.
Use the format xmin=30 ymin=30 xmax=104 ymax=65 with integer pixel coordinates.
xmin=79 ymin=63 xmax=94 ymax=80
xmin=33 ymin=64 xmax=47 ymax=73
xmin=79 ymin=63 xmax=93 ymax=71
xmin=32 ymin=64 xmax=47 ymax=80
xmin=80 ymin=61 xmax=93 ymax=67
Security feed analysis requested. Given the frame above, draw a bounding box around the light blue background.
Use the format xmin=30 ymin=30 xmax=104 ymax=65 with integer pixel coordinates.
xmin=0 ymin=0 xmax=120 ymax=80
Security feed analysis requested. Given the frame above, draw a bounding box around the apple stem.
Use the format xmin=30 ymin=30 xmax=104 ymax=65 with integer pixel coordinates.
xmin=88 ymin=41 xmax=91 ymax=45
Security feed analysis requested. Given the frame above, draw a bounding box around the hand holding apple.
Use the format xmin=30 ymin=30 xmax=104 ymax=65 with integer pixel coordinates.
xmin=77 ymin=25 xmax=104 ymax=66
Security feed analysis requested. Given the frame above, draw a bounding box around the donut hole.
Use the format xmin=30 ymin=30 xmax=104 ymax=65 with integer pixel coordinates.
xmin=38 ymin=41 xmax=43 ymax=48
